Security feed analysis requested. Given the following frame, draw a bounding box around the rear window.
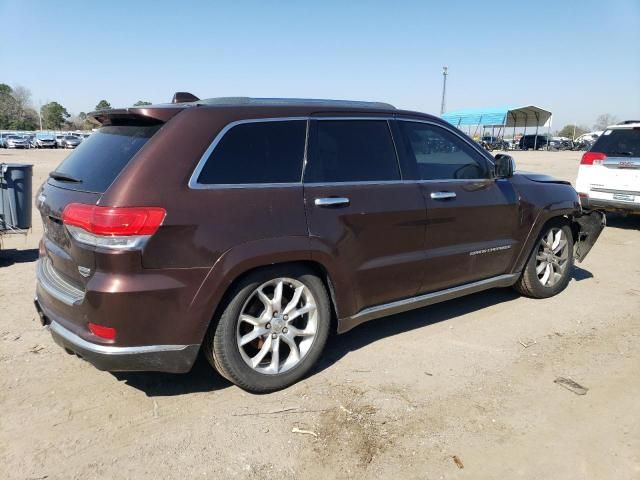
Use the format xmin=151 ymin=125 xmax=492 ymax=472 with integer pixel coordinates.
xmin=592 ymin=128 xmax=640 ymax=157
xmin=196 ymin=120 xmax=306 ymax=185
xmin=50 ymin=125 xmax=160 ymax=193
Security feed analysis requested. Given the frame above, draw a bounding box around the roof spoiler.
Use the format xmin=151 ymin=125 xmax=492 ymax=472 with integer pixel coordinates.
xmin=172 ymin=92 xmax=200 ymax=104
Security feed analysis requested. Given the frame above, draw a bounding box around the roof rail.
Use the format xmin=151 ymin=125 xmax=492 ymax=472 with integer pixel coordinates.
xmin=195 ymin=97 xmax=396 ymax=109
xmin=617 ymin=120 xmax=640 ymax=125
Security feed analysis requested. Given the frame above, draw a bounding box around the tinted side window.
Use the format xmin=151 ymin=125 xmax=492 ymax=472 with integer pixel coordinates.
xmin=305 ymin=120 xmax=400 ymax=183
xmin=197 ymin=120 xmax=306 ymax=185
xmin=398 ymin=121 xmax=489 ymax=180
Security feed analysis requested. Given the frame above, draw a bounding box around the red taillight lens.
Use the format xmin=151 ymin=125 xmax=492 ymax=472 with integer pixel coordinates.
xmin=88 ymin=322 xmax=116 ymax=340
xmin=580 ymin=152 xmax=606 ymax=165
xmin=62 ymin=204 xmax=166 ymax=236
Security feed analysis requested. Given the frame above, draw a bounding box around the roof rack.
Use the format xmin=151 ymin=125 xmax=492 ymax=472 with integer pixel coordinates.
xmin=194 ymin=96 xmax=396 ymax=110
xmin=617 ymin=120 xmax=640 ymax=125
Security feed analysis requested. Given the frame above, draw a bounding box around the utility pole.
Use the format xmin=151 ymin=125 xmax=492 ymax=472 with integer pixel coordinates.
xmin=440 ymin=66 xmax=448 ymax=115
xmin=38 ymin=100 xmax=43 ymax=131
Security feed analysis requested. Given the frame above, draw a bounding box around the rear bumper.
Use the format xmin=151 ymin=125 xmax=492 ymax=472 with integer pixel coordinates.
xmin=34 ymin=297 xmax=199 ymax=373
xmin=580 ymin=197 xmax=640 ymax=213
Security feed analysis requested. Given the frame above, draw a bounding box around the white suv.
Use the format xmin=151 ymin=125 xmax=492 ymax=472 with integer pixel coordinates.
xmin=576 ymin=121 xmax=640 ymax=214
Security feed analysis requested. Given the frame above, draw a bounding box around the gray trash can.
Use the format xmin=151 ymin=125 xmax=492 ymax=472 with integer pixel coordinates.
xmin=0 ymin=163 xmax=33 ymax=231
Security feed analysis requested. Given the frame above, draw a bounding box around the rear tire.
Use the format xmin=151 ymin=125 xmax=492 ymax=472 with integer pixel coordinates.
xmin=514 ymin=221 xmax=574 ymax=298
xmin=203 ymin=265 xmax=331 ymax=393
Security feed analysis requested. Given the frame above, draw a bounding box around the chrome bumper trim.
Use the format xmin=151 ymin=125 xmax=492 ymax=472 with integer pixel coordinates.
xmin=48 ymin=320 xmax=192 ymax=356
xmin=36 ymin=258 xmax=85 ymax=306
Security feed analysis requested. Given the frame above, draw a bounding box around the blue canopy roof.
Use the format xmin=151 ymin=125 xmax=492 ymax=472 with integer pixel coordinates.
xmin=442 ymin=105 xmax=552 ymax=128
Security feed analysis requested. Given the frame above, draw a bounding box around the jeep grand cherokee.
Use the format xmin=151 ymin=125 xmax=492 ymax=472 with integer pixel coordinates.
xmin=34 ymin=93 xmax=605 ymax=392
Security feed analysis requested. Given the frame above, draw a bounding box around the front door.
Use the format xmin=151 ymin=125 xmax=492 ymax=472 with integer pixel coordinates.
xmin=394 ymin=119 xmax=520 ymax=293
xmin=303 ymin=118 xmax=427 ymax=314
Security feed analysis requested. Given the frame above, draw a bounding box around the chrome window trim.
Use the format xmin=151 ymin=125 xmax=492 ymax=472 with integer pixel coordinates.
xmin=304 ymin=180 xmax=409 ymax=187
xmin=187 ymin=114 xmax=495 ymax=190
xmin=188 ymin=117 xmax=309 ymax=190
xmin=395 ymin=117 xmax=496 ymax=173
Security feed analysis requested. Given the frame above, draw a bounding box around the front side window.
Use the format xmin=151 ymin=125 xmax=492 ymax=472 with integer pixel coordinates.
xmin=197 ymin=120 xmax=306 ymax=185
xmin=305 ymin=120 xmax=400 ymax=183
xmin=398 ymin=121 xmax=489 ymax=180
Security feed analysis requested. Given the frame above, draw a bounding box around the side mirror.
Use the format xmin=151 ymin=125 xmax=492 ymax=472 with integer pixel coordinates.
xmin=494 ymin=154 xmax=515 ymax=178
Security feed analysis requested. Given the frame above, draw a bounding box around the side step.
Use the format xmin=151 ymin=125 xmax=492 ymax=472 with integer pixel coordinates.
xmin=338 ymin=273 xmax=520 ymax=333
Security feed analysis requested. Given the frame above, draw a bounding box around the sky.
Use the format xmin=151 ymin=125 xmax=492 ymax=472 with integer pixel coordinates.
xmin=1 ymin=0 xmax=639 ymax=129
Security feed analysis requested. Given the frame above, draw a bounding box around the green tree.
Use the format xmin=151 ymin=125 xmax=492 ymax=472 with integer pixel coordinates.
xmin=133 ymin=100 xmax=152 ymax=106
xmin=0 ymin=84 xmax=35 ymax=130
xmin=558 ymin=124 xmax=588 ymax=140
xmin=95 ymin=99 xmax=112 ymax=111
xmin=593 ymin=114 xmax=617 ymax=130
xmin=41 ymin=102 xmax=70 ymax=129
xmin=0 ymin=85 xmax=15 ymax=129
xmin=8 ymin=107 xmax=38 ymax=130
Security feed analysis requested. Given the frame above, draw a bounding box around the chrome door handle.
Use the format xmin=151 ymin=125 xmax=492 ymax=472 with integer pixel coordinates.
xmin=314 ymin=197 xmax=350 ymax=207
xmin=430 ymin=191 xmax=456 ymax=200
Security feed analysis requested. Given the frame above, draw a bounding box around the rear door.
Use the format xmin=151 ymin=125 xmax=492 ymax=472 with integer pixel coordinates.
xmin=394 ymin=119 xmax=520 ymax=293
xmin=38 ymin=124 xmax=161 ymax=289
xmin=303 ymin=118 xmax=427 ymax=313
xmin=587 ymin=127 xmax=640 ymax=204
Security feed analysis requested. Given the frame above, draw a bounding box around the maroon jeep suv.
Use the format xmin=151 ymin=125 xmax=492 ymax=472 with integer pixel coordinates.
xmin=34 ymin=94 xmax=605 ymax=392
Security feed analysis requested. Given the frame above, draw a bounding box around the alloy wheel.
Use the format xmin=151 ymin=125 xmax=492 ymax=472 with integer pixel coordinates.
xmin=535 ymin=228 xmax=569 ymax=287
xmin=236 ymin=278 xmax=318 ymax=375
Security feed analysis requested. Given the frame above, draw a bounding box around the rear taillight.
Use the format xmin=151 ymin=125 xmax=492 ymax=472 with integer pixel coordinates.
xmin=62 ymin=203 xmax=166 ymax=250
xmin=88 ymin=322 xmax=116 ymax=340
xmin=580 ymin=152 xmax=606 ymax=165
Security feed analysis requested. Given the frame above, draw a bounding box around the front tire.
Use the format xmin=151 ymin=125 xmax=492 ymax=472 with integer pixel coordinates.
xmin=514 ymin=222 xmax=574 ymax=298
xmin=204 ymin=265 xmax=331 ymax=393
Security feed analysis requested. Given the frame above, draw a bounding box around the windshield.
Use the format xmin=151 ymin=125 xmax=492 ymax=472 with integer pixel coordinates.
xmin=50 ymin=124 xmax=161 ymax=193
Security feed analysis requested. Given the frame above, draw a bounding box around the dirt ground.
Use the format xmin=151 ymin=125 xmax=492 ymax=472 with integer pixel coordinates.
xmin=1 ymin=148 xmax=638 ymax=480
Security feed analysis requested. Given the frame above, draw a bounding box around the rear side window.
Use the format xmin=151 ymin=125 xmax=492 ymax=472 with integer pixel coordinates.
xmin=398 ymin=121 xmax=489 ymax=180
xmin=196 ymin=120 xmax=306 ymax=185
xmin=305 ymin=120 xmax=400 ymax=183
xmin=50 ymin=125 xmax=160 ymax=193
xmin=592 ymin=128 xmax=640 ymax=157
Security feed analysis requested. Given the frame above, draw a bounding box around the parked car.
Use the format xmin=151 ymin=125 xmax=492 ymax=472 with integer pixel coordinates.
xmin=5 ymin=134 xmax=30 ymax=149
xmin=480 ymin=135 xmax=509 ymax=151
xmin=576 ymin=121 xmax=640 ymax=214
xmin=34 ymin=94 xmax=605 ymax=392
xmin=519 ymin=134 xmax=551 ymax=150
xmin=54 ymin=134 xmax=65 ymax=148
xmin=33 ymin=133 xmax=57 ymax=148
xmin=0 ymin=133 xmax=10 ymax=148
xmin=61 ymin=135 xmax=82 ymax=149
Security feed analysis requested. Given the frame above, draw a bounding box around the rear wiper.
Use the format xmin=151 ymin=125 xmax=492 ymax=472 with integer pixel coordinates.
xmin=608 ymin=151 xmax=634 ymax=156
xmin=49 ymin=171 xmax=82 ymax=183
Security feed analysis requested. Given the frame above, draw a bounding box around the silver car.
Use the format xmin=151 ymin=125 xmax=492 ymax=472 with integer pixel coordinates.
xmin=61 ymin=135 xmax=82 ymax=149
xmin=5 ymin=135 xmax=30 ymax=149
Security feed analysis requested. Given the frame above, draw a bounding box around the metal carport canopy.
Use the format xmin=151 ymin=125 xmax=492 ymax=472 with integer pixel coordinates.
xmin=441 ymin=106 xmax=552 ymax=128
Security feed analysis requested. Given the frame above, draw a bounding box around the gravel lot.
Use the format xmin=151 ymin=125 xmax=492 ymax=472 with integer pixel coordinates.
xmin=1 ymin=148 xmax=638 ymax=480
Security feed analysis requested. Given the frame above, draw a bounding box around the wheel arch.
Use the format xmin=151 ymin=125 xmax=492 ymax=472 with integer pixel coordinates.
xmin=511 ymin=205 xmax=578 ymax=274
xmin=189 ymin=239 xmax=347 ymax=346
